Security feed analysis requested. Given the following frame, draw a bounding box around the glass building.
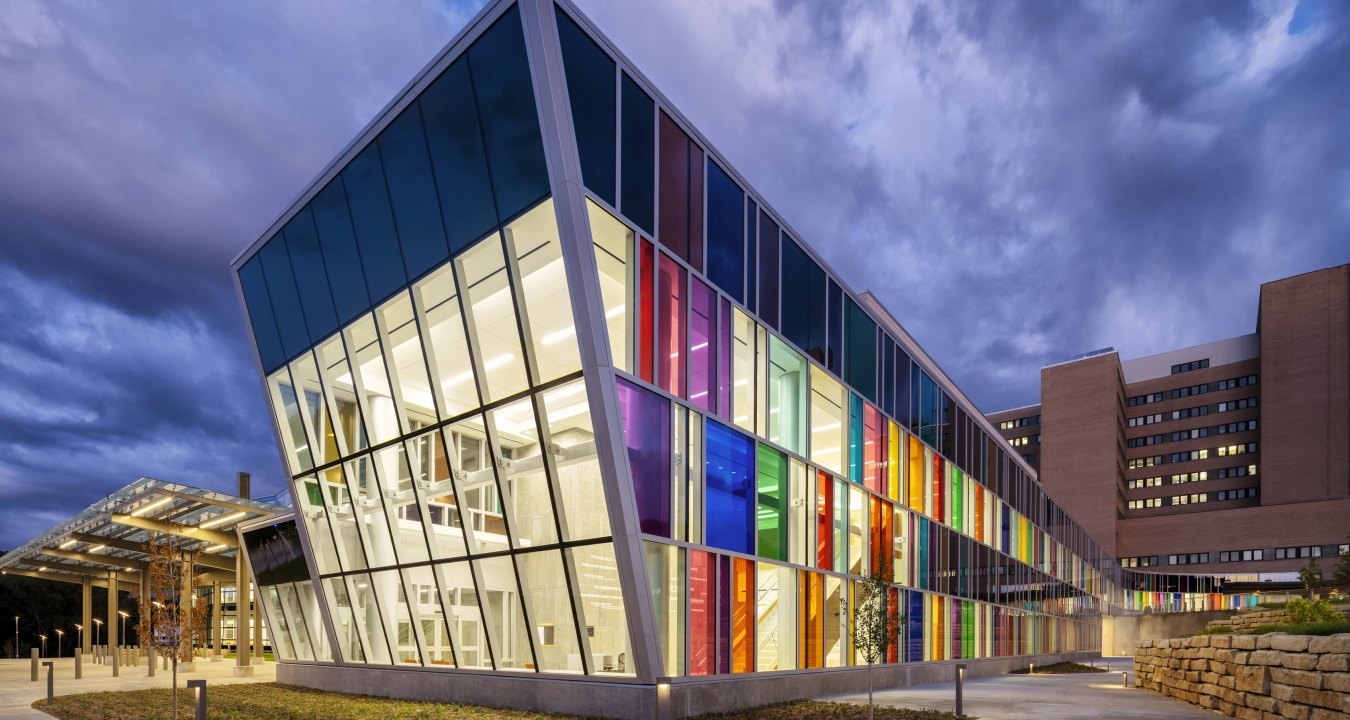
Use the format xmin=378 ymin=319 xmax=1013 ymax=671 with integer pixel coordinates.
xmin=231 ymin=0 xmax=1249 ymax=713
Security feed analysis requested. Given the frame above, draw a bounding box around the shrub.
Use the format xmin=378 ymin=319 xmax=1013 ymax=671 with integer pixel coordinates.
xmin=1285 ymin=598 xmax=1341 ymax=624
xmin=1248 ymin=619 xmax=1350 ymax=636
xmin=1191 ymin=625 xmax=1231 ymax=637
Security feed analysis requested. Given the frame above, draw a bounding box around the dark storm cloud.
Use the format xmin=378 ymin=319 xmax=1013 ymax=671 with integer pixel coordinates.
xmin=1 ymin=0 xmax=1347 ymax=550
xmin=0 ymin=0 xmax=484 ymax=549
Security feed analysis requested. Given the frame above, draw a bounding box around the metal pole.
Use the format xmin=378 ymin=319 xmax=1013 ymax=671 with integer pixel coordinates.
xmin=108 ymin=570 xmax=119 ymax=678
xmin=955 ymin=663 xmax=966 ymax=718
xmin=187 ymin=679 xmax=207 ymax=720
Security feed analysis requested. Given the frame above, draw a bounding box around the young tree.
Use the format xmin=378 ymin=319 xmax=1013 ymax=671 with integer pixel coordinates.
xmin=138 ymin=530 xmax=208 ymax=720
xmin=851 ymin=560 xmax=903 ymax=720
xmin=1299 ymin=557 xmax=1324 ymax=600
xmin=1331 ymin=533 xmax=1350 ymax=596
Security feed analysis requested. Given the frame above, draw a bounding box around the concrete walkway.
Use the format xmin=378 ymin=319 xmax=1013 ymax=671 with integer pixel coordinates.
xmin=820 ymin=656 xmax=1215 ymax=719
xmin=0 ymin=656 xmax=275 ymax=719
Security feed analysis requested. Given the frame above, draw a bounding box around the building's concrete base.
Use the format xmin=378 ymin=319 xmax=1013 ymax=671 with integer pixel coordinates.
xmin=279 ymin=651 xmax=1096 ymax=720
xmin=211 ymin=655 xmax=223 ymax=663
xmin=232 ymin=666 xmax=255 ymax=677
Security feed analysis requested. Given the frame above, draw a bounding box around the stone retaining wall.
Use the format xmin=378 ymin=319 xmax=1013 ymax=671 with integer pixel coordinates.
xmin=1205 ymin=607 xmax=1350 ymax=634
xmin=1135 ymin=633 xmax=1350 ymax=720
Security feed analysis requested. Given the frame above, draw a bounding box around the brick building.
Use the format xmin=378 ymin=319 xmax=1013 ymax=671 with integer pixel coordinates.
xmin=989 ymin=265 xmax=1350 ymax=579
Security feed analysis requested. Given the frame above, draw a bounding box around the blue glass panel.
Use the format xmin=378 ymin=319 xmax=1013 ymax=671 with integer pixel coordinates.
xmin=282 ymin=207 xmax=338 ymax=342
xmin=420 ymin=58 xmax=498 ymax=255
xmin=258 ymin=235 xmax=309 ymax=359
xmin=779 ymin=235 xmax=826 ymax=363
xmin=310 ymin=179 xmax=370 ymax=323
xmin=556 ymin=6 xmax=616 ymax=205
xmin=468 ymin=5 xmax=549 ymax=222
xmin=907 ymin=589 xmax=924 ymax=662
xmin=844 ymin=297 xmax=877 ymax=402
xmin=379 ymin=102 xmax=449 ymax=280
xmin=705 ymin=419 xmax=754 ymax=554
xmin=620 ymin=72 xmax=654 ymax=234
xmin=848 ymin=393 xmax=863 ymax=482
xmin=615 ymin=378 xmax=671 ymax=537
xmin=342 ymin=145 xmax=406 ymax=302
xmin=238 ymin=256 xmax=284 ymax=372
xmin=705 ymin=160 xmax=744 ymax=304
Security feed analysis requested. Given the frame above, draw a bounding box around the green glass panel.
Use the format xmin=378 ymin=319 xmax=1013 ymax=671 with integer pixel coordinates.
xmin=756 ymin=444 xmax=788 ymax=561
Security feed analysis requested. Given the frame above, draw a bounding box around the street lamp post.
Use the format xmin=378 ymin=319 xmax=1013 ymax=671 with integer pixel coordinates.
xmin=117 ymin=611 xmax=129 ymax=650
xmin=39 ymin=635 xmax=47 ymax=658
xmin=13 ymin=616 xmax=17 ymax=660
xmin=55 ymin=630 xmax=64 ymax=658
xmin=93 ymin=619 xmax=102 ymax=649
xmin=75 ymin=625 xmax=83 ymax=654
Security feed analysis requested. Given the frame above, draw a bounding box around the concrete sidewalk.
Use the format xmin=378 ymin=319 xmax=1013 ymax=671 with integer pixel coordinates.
xmin=819 ymin=656 xmax=1215 ymax=719
xmin=0 ymin=656 xmax=275 ymax=719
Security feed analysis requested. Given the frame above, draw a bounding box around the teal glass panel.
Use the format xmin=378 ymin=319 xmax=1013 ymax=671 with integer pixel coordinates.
xmin=259 ymin=235 xmax=309 ymax=359
xmin=620 ymin=71 xmax=654 ymax=234
xmin=419 ymin=58 xmax=498 ymax=255
xmin=756 ymin=444 xmax=787 ymax=561
xmin=556 ymin=6 xmax=616 ymax=205
xmin=310 ymin=178 xmax=370 ymax=323
xmin=379 ymin=103 xmax=449 ymax=279
xmin=282 ymin=207 xmax=338 ymax=342
xmin=342 ymin=144 xmax=407 ymax=303
xmin=238 ymin=256 xmax=284 ymax=372
xmin=468 ymin=5 xmax=550 ymax=222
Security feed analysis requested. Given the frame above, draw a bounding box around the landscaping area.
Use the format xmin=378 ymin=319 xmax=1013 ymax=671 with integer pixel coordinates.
xmin=1008 ymin=661 xmax=1106 ymax=675
xmin=33 ymin=684 xmax=967 ymax=720
xmin=1191 ymin=598 xmax=1350 ymax=638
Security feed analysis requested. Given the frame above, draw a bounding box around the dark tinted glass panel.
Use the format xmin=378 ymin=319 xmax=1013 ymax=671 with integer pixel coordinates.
xmin=238 ymin=256 xmax=284 ymax=372
xmin=756 ymin=210 xmax=779 ymax=330
xmin=909 ymin=359 xmax=921 ymax=433
xmin=688 ymin=142 xmax=704 ymax=274
xmin=259 ymin=236 xmax=309 ymax=359
xmin=845 ymin=297 xmax=876 ymax=401
xmin=882 ymin=340 xmax=896 ymax=418
xmin=556 ymin=7 xmax=616 ymax=205
xmin=379 ymin=103 xmax=449 ymax=280
xmin=620 ymin=72 xmax=654 ymax=234
xmin=705 ymin=160 xmax=744 ymax=303
xmin=282 ymin=208 xmax=338 ymax=342
xmin=779 ymin=235 xmax=826 ymax=362
xmin=420 ymin=58 xmax=498 ymax=255
xmin=827 ymin=279 xmax=842 ymax=375
xmin=919 ymin=370 xmax=936 ymax=446
xmin=746 ymin=203 xmax=757 ymax=315
xmin=705 ymin=419 xmax=754 ymax=554
xmin=310 ymin=179 xmax=370 ymax=323
xmin=342 ymin=145 xmax=407 ymax=302
xmin=243 ymin=519 xmax=310 ymax=585
xmin=468 ymin=5 xmax=550 ymax=222
xmin=658 ymin=111 xmax=690 ymax=263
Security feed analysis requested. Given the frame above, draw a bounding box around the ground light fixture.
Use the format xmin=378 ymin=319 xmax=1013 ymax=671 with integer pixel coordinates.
xmin=955 ymin=663 xmax=967 ymax=717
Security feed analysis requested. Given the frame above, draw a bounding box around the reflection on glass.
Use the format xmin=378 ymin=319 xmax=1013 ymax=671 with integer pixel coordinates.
xmin=291 ymin=473 xmax=341 ymax=575
xmin=315 ymin=336 xmax=368 ymax=458
xmin=458 ymin=236 xmax=529 ymax=402
xmin=433 ymin=561 xmax=490 ymax=669
xmin=345 ymin=314 xmax=401 ymax=445
xmin=344 ymin=457 xmax=398 ymax=569
xmin=349 ymin=573 xmax=394 ymax=664
xmin=540 ymin=380 xmax=610 ymax=541
xmin=587 ymin=200 xmax=633 ymax=373
xmin=323 ymin=576 xmax=367 ymax=663
xmin=267 ymin=367 xmax=314 ymax=475
xmin=372 ymin=444 xmax=430 ymax=565
xmin=403 ymin=429 xmax=468 ymax=560
xmin=570 ymin=543 xmax=634 ymax=676
xmin=516 ymin=550 xmax=583 ymax=673
xmin=261 ymin=585 xmax=297 ymax=661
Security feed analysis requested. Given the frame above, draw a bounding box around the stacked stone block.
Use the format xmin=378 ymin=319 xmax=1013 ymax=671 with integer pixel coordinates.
xmin=1135 ymin=633 xmax=1350 ymax=720
xmin=1204 ymin=608 xmax=1350 ymax=635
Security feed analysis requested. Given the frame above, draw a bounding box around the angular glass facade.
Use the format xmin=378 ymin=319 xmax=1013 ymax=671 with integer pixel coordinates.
xmin=234 ymin=0 xmax=1246 ymax=686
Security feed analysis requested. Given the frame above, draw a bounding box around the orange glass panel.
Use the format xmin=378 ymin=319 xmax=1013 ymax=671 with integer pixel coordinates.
xmin=732 ymin=557 xmax=754 ymax=672
xmin=799 ymin=570 xmax=823 ymax=669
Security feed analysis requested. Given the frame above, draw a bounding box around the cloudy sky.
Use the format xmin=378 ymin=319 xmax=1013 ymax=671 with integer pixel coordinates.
xmin=0 ymin=0 xmax=1346 ymax=550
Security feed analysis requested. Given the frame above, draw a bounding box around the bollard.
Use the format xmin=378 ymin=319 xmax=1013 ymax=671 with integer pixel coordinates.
xmin=162 ymin=654 xmax=168 ymax=671
xmin=75 ymin=649 xmax=82 ymax=680
xmin=31 ymin=648 xmax=39 ymax=682
xmin=955 ymin=663 xmax=967 ymax=718
xmin=187 ymin=679 xmax=207 ymax=720
xmin=43 ymin=661 xmax=54 ymax=705
xmin=1122 ymin=671 xmax=1128 ymax=688
xmin=147 ymin=646 xmax=154 ymax=678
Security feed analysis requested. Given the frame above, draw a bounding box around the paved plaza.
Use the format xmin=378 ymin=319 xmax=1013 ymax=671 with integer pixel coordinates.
xmin=0 ymin=656 xmax=275 ymax=719
xmin=821 ymin=656 xmax=1216 ymax=719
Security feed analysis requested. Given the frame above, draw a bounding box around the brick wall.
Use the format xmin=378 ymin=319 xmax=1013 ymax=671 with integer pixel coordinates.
xmin=1135 ymin=633 xmax=1350 ymax=720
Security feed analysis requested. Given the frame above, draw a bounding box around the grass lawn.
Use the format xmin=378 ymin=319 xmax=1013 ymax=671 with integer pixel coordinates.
xmin=34 ymin=684 xmax=968 ymax=720
xmin=222 ymin=651 xmax=276 ymax=661
xmin=1009 ymin=662 xmax=1107 ymax=675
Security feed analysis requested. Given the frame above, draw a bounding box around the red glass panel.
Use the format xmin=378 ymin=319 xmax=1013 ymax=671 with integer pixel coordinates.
xmin=657 ymin=252 xmax=686 ymax=397
xmin=639 ymin=239 xmax=655 ymax=383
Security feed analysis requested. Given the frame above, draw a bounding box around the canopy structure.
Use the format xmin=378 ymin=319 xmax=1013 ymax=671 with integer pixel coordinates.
xmin=0 ymin=475 xmax=287 ymax=670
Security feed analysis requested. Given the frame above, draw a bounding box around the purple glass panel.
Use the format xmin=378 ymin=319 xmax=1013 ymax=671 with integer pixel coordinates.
xmin=689 ymin=279 xmax=715 ymax=413
xmin=717 ymin=297 xmax=732 ymax=419
xmin=615 ymin=378 xmax=671 ymax=537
